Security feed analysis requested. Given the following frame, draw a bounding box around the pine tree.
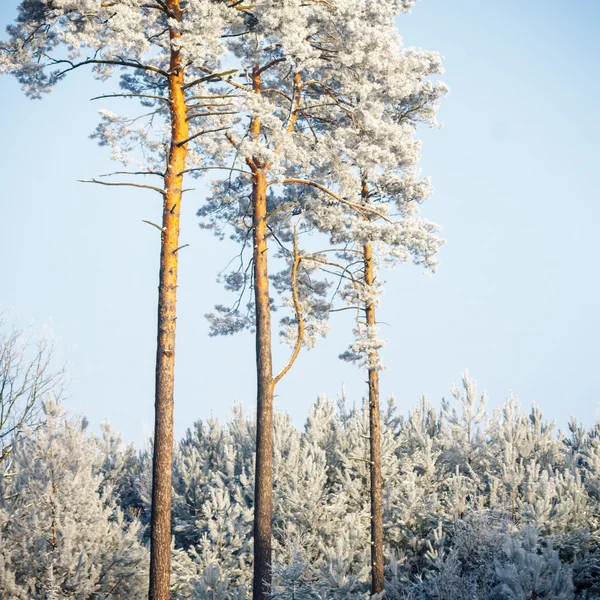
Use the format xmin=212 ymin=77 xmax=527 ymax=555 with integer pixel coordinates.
xmin=96 ymin=419 xmax=150 ymax=524
xmin=0 ymin=401 xmax=148 ymax=599
xmin=171 ymin=413 xmax=254 ymax=596
xmin=0 ymin=3 xmax=236 ymax=596
xmin=491 ymin=526 xmax=574 ymax=600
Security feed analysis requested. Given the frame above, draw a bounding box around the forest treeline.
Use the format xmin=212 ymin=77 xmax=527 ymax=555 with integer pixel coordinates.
xmin=1 ymin=372 xmax=599 ymax=599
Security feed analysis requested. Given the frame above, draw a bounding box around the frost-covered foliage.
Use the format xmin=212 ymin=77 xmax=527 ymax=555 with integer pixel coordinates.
xmin=397 ymin=520 xmax=575 ymax=600
xmin=2 ymin=373 xmax=600 ymax=598
xmin=96 ymin=419 xmax=151 ymax=531
xmin=0 ymin=1 xmax=446 ymax=372
xmin=0 ymin=0 xmax=239 ymax=178
xmin=306 ymin=14 xmax=447 ymax=370
xmin=196 ymin=0 xmax=446 ymax=366
xmin=0 ymin=313 xmax=66 ymax=465
xmin=117 ymin=373 xmax=598 ymax=599
xmin=0 ymin=400 xmax=148 ymax=599
xmin=492 ymin=526 xmax=574 ymax=600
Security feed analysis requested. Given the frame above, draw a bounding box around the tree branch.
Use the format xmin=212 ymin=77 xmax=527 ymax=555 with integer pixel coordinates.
xmin=179 ymin=166 xmax=252 ymax=177
xmin=256 ymin=57 xmax=286 ymax=76
xmin=195 ymin=66 xmax=251 ymax=92
xmin=99 ymin=170 xmax=164 ymax=178
xmin=90 ymin=93 xmax=169 ymax=103
xmin=273 ymin=221 xmax=305 ymax=387
xmin=183 ymin=69 xmax=239 ymax=91
xmin=142 ymin=220 xmax=164 ymax=232
xmin=281 ymin=178 xmax=392 ymax=223
xmin=78 ymin=179 xmax=166 ymax=195
xmin=176 ymin=126 xmax=232 ymax=147
xmin=49 ymin=57 xmax=169 ymax=78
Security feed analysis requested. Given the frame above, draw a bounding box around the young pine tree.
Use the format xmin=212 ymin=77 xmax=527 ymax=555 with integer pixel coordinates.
xmin=0 ymin=400 xmax=148 ymax=599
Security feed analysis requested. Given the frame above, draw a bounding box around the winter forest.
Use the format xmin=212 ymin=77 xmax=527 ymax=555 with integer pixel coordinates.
xmin=0 ymin=0 xmax=599 ymax=599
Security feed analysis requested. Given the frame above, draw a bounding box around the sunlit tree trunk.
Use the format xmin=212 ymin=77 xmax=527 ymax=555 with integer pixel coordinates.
xmin=363 ymin=184 xmax=385 ymax=596
xmin=149 ymin=1 xmax=188 ymax=598
xmin=250 ymin=67 xmax=275 ymax=600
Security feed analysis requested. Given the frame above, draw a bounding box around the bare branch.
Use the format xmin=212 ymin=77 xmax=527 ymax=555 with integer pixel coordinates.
xmin=273 ymin=221 xmax=305 ymax=387
xmin=179 ymin=166 xmax=252 ymax=177
xmin=263 ymin=88 xmax=293 ymax=103
xmin=183 ymin=69 xmax=239 ymax=91
xmin=99 ymin=170 xmax=164 ymax=178
xmin=186 ymin=111 xmax=238 ymax=120
xmin=176 ymin=126 xmax=232 ymax=147
xmin=78 ymin=179 xmax=166 ymax=196
xmin=186 ymin=94 xmax=242 ymax=102
xmin=0 ymin=316 xmax=65 ymax=465
xmin=142 ymin=220 xmax=164 ymax=232
xmin=256 ymin=57 xmax=286 ymax=76
xmin=90 ymin=93 xmax=169 ymax=103
xmin=195 ymin=66 xmax=252 ymax=92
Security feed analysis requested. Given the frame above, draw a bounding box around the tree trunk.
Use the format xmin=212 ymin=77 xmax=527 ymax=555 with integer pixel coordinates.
xmin=364 ymin=240 xmax=385 ymax=596
xmin=148 ymin=2 xmax=188 ymax=598
xmin=250 ymin=69 xmax=275 ymax=600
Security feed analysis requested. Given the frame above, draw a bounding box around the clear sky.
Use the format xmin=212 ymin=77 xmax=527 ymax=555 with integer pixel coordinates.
xmin=1 ymin=0 xmax=599 ymax=444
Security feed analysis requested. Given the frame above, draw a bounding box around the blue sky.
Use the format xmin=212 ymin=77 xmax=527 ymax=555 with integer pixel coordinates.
xmin=1 ymin=0 xmax=599 ymax=444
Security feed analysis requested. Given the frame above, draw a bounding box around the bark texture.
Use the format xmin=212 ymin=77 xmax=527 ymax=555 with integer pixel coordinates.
xmin=250 ymin=69 xmax=275 ymax=600
xmin=149 ymin=2 xmax=188 ymax=598
xmin=364 ymin=242 xmax=385 ymax=596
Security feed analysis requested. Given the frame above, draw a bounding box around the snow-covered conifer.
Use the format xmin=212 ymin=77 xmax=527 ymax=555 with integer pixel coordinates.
xmin=171 ymin=412 xmax=254 ymax=596
xmin=491 ymin=526 xmax=574 ymax=600
xmin=0 ymin=400 xmax=148 ymax=599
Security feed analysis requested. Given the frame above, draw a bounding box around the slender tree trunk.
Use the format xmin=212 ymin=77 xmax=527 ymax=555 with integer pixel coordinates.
xmin=364 ymin=241 xmax=385 ymax=595
xmin=250 ymin=68 xmax=275 ymax=600
xmin=363 ymin=180 xmax=385 ymax=597
xmin=149 ymin=2 xmax=188 ymax=598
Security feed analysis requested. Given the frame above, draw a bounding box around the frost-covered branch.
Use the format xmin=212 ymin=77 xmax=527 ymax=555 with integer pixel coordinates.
xmin=281 ymin=179 xmax=393 ymax=223
xmin=0 ymin=315 xmax=65 ymax=464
